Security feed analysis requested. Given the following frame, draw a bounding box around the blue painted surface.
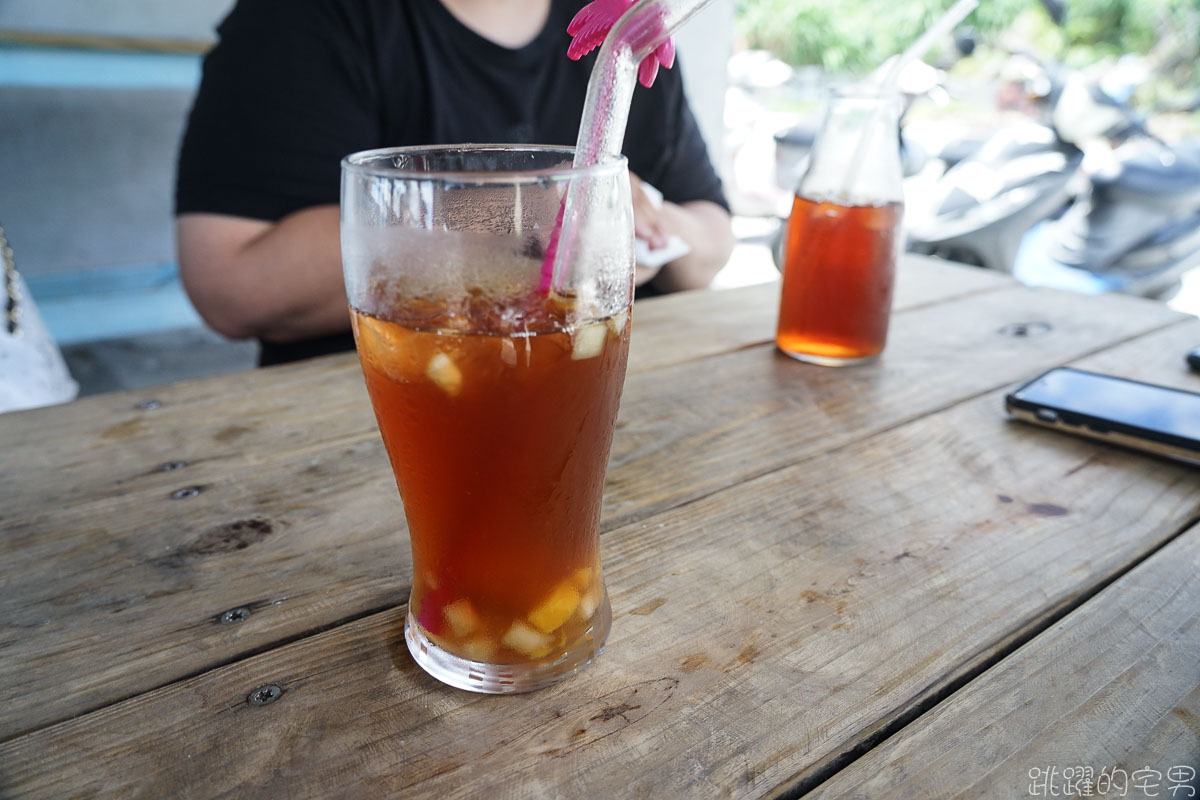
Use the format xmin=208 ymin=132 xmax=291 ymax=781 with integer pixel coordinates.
xmin=0 ymin=45 xmax=201 ymax=89
xmin=25 ymin=263 xmax=205 ymax=345
xmin=1012 ymin=222 xmax=1119 ymax=295
xmin=24 ymin=262 xmax=182 ymax=300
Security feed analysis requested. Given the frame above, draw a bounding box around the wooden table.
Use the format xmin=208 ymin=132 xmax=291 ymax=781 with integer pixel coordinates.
xmin=2 ymin=255 xmax=1198 ymax=799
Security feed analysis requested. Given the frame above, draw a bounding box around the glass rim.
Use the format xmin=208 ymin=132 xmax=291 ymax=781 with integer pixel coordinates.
xmin=341 ymin=144 xmax=628 ymax=185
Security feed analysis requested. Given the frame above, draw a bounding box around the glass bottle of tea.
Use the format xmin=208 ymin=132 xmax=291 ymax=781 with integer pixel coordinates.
xmin=775 ymin=86 xmax=905 ymax=365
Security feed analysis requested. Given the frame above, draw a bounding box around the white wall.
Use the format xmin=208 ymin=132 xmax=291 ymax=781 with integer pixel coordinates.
xmin=675 ymin=0 xmax=732 ymax=171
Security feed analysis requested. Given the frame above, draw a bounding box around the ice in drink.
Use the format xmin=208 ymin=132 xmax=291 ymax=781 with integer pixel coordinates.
xmin=775 ymin=194 xmax=902 ymax=365
xmin=351 ymin=288 xmax=630 ymax=666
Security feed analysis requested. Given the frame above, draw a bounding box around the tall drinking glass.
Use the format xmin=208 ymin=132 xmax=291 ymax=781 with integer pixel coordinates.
xmin=340 ymin=145 xmax=634 ymax=693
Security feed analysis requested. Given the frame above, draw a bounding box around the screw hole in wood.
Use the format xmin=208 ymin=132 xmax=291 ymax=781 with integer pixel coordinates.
xmin=248 ymin=684 xmax=283 ymax=706
xmin=998 ymin=321 xmax=1052 ymax=338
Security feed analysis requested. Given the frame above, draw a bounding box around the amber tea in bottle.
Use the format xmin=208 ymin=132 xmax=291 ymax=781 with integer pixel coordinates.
xmin=776 ymin=86 xmax=905 ymax=365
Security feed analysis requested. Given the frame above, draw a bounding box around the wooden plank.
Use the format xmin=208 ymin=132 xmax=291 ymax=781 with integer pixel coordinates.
xmin=4 ymin=323 xmax=1199 ymax=798
xmin=0 ymin=354 xmax=375 ymax=519
xmin=0 ymin=285 xmax=1187 ymax=741
xmin=0 ymin=255 xmax=998 ymax=522
xmin=627 ymin=253 xmax=1010 ymax=376
xmin=604 ymin=284 xmax=1186 ymax=528
xmin=805 ymin=526 xmax=1200 ymax=800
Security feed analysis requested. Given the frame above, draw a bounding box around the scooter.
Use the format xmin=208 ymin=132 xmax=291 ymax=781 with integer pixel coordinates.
xmin=905 ymin=55 xmax=1200 ymax=297
xmin=904 ymin=57 xmax=1114 ymax=271
xmin=1013 ymin=135 xmax=1200 ymax=297
xmin=904 ymin=116 xmax=1084 ymax=275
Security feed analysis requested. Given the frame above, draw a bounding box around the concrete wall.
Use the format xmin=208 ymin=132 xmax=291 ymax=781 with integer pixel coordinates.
xmin=0 ymin=85 xmax=194 ymax=276
xmin=0 ymin=0 xmax=232 ymax=278
xmin=0 ymin=0 xmax=234 ymax=41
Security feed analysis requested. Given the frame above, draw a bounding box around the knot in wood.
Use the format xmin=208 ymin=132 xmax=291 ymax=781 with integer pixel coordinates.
xmin=170 ymin=486 xmax=204 ymax=500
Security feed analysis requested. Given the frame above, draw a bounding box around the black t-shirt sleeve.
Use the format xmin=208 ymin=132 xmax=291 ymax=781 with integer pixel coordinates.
xmin=175 ymin=0 xmax=381 ymax=220
xmin=624 ymin=56 xmax=728 ymax=212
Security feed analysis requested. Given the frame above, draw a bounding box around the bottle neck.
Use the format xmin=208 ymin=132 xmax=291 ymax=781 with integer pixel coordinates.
xmin=799 ymin=88 xmax=905 ymax=206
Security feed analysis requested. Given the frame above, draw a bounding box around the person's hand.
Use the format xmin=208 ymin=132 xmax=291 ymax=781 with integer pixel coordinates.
xmin=635 ymin=261 xmax=662 ymax=285
xmin=630 ymin=173 xmax=668 ymax=250
xmin=631 ymin=173 xmax=670 ymax=287
xmin=627 ymin=174 xmax=736 ymax=292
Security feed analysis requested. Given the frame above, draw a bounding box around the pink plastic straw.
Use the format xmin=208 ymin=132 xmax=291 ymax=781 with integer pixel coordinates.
xmin=538 ymin=203 xmax=565 ymax=293
xmin=567 ymin=0 xmax=677 ymax=89
xmin=540 ymin=0 xmax=714 ymax=293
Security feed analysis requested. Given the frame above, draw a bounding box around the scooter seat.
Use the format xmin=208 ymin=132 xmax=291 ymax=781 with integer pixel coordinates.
xmin=1095 ymin=138 xmax=1200 ymax=205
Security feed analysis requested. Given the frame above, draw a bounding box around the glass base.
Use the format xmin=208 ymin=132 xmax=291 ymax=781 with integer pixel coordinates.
xmin=777 ymin=347 xmax=879 ymax=367
xmin=405 ymin=591 xmax=612 ymax=693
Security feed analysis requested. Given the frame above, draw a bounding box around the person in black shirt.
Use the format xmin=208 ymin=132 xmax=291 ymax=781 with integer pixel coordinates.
xmin=175 ymin=0 xmax=735 ymax=365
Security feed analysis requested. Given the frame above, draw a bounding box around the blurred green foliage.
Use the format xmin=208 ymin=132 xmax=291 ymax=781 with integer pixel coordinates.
xmin=735 ymin=0 xmax=1200 ymax=88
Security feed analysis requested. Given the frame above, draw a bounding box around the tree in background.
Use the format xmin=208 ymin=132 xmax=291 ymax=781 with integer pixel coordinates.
xmin=735 ymin=0 xmax=1199 ymax=94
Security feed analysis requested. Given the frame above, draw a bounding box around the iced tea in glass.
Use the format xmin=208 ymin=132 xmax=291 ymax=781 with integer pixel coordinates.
xmin=776 ymin=87 xmax=904 ymax=365
xmin=341 ymin=146 xmax=634 ymax=692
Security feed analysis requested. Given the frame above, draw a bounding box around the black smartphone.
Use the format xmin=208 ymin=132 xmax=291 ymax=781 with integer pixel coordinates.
xmin=1188 ymin=346 xmax=1200 ymax=373
xmin=1005 ymin=367 xmax=1200 ymax=465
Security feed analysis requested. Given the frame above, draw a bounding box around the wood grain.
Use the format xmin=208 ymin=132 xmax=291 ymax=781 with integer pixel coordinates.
xmin=0 ymin=354 xmax=377 ymax=526
xmin=804 ymin=525 xmax=1200 ymax=800
xmin=626 ymin=254 xmax=1009 ymax=376
xmin=604 ymin=283 xmax=1185 ymax=528
xmin=4 ymin=319 xmax=1199 ymax=798
xmin=0 ymin=255 xmax=1001 ymax=523
xmin=0 ymin=274 xmax=1187 ymax=742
